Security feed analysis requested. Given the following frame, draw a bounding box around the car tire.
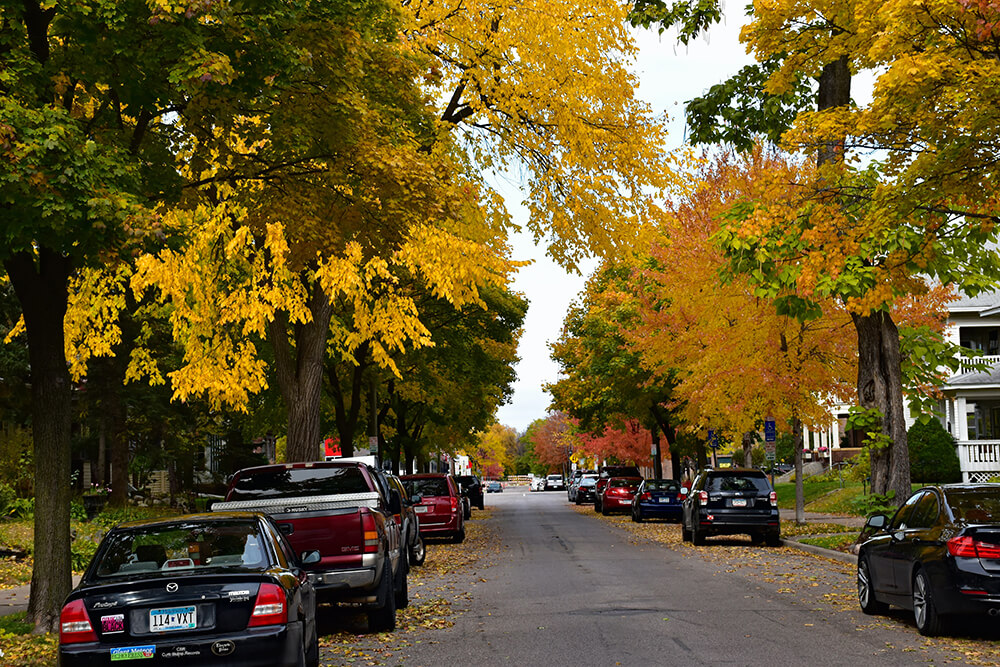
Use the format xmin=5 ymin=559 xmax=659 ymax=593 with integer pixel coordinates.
xmin=601 ymin=504 xmax=610 ymax=516
xmin=764 ymin=533 xmax=781 ymax=547
xmin=913 ymin=569 xmax=943 ymax=636
xmin=452 ymin=526 xmax=466 ymax=544
xmin=857 ymin=556 xmax=888 ymax=616
xmin=632 ymin=510 xmax=642 ymax=523
xmin=409 ymin=534 xmax=426 ymax=566
xmin=681 ymin=523 xmax=691 ymax=542
xmin=463 ymin=505 xmax=471 ymax=520
xmin=691 ymin=523 xmax=705 ymax=546
xmin=367 ymin=557 xmax=397 ymax=633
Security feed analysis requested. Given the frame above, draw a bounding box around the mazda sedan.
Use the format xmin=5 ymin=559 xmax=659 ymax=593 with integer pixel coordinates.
xmin=599 ymin=477 xmax=643 ymax=515
xmin=857 ymin=484 xmax=1000 ymax=636
xmin=59 ymin=512 xmax=318 ymax=666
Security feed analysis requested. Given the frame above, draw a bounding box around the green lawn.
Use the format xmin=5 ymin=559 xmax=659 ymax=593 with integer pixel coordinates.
xmin=774 ymin=480 xmax=858 ymax=511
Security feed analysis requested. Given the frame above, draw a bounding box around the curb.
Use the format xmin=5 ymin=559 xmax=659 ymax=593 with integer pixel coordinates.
xmin=781 ymin=537 xmax=857 ymax=565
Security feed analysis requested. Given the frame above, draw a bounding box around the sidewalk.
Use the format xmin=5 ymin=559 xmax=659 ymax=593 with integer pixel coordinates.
xmin=778 ymin=508 xmax=865 ymax=565
xmin=0 ymin=576 xmax=80 ymax=617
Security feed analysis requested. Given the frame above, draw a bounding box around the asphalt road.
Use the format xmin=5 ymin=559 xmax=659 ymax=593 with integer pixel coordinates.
xmin=390 ymin=487 xmax=972 ymax=667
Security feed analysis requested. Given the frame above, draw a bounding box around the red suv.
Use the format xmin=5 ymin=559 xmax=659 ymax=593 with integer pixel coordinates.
xmin=400 ymin=474 xmax=466 ymax=543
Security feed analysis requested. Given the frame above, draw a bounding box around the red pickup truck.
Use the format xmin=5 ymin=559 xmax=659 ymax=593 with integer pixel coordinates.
xmin=212 ymin=461 xmax=407 ymax=632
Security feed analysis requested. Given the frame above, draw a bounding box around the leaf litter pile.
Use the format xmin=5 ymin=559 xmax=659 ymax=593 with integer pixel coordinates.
xmin=318 ymin=507 xmax=501 ymax=665
xmin=577 ymin=505 xmax=1000 ymax=665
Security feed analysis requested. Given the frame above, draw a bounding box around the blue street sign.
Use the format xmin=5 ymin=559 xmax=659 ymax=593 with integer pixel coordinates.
xmin=707 ymin=429 xmax=719 ymax=450
xmin=764 ymin=419 xmax=776 ymax=443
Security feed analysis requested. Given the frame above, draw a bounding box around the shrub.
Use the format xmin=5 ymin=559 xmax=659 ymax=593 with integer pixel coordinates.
xmin=0 ymin=482 xmax=15 ymax=516
xmin=908 ymin=419 xmax=961 ymax=483
xmin=5 ymin=497 xmax=34 ymax=519
xmin=71 ymin=537 xmax=100 ymax=571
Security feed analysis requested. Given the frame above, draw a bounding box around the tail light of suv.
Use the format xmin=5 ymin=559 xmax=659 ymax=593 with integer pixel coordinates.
xmin=769 ymin=491 xmax=777 ymax=506
xmin=698 ymin=490 xmax=709 ymax=504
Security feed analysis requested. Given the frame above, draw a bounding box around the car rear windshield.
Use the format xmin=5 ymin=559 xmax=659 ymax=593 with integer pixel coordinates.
xmin=610 ymin=478 xmax=642 ymax=489
xmin=580 ymin=478 xmax=597 ymax=487
xmin=230 ymin=466 xmax=369 ymax=500
xmin=645 ymin=480 xmax=680 ymax=492
xmin=945 ymin=489 xmax=1000 ymax=522
xmin=403 ymin=477 xmax=451 ymax=497
xmin=706 ymin=473 xmax=770 ymax=493
xmin=94 ymin=520 xmax=267 ymax=580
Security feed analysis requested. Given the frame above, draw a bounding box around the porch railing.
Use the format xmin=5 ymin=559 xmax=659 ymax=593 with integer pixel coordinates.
xmin=957 ymin=440 xmax=1000 ymax=483
xmin=958 ymin=355 xmax=1000 ymax=374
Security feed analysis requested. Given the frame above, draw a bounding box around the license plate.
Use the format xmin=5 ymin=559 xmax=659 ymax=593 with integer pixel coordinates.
xmin=149 ymin=606 xmax=196 ymax=633
xmin=415 ymin=506 xmax=429 ymax=513
xmin=732 ymin=498 xmax=747 ymax=507
xmin=659 ymin=498 xmax=673 ymax=504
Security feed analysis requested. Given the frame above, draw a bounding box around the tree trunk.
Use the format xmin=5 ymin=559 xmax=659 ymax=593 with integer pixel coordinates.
xmin=650 ymin=424 xmax=663 ymax=479
xmin=269 ymin=283 xmax=332 ymax=463
xmin=852 ymin=310 xmax=910 ymax=504
xmin=327 ymin=343 xmax=370 ymax=460
xmin=6 ymin=249 xmax=74 ymax=633
xmin=793 ymin=417 xmax=805 ymax=525
xmin=742 ymin=431 xmax=755 ymax=467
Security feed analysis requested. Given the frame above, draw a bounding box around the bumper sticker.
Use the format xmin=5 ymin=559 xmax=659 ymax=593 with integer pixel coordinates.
xmin=101 ymin=614 xmax=125 ymax=634
xmin=110 ymin=645 xmax=155 ymax=661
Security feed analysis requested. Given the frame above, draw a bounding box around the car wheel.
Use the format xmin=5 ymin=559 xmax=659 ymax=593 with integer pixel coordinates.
xmin=366 ymin=558 xmax=397 ymax=633
xmin=452 ymin=526 xmax=466 ymax=543
xmin=409 ymin=533 xmax=426 ymax=566
xmin=913 ymin=569 xmax=943 ymax=636
xmin=857 ymin=556 xmax=888 ymax=616
xmin=631 ymin=509 xmax=642 ymax=523
xmin=681 ymin=522 xmax=691 ymax=542
xmin=691 ymin=523 xmax=705 ymax=546
xmin=601 ymin=503 xmax=610 ymax=516
xmin=764 ymin=533 xmax=781 ymax=547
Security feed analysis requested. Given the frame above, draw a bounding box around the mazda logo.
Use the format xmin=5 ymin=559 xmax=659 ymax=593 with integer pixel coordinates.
xmin=166 ymin=582 xmax=178 ymax=593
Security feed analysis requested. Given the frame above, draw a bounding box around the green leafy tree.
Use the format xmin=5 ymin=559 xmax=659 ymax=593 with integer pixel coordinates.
xmin=907 ymin=419 xmax=961 ymax=484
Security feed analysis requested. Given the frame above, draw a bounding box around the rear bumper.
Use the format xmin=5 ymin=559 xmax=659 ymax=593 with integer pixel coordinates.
xmin=60 ymin=621 xmax=303 ymax=666
xmin=698 ymin=509 xmax=780 ymax=536
xmin=417 ymin=514 xmax=461 ymax=536
xmin=636 ymin=502 xmax=682 ymax=519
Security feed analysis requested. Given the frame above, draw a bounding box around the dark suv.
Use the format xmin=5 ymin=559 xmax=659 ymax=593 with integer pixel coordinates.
xmin=454 ymin=475 xmax=484 ymax=514
xmin=681 ymin=468 xmax=780 ymax=546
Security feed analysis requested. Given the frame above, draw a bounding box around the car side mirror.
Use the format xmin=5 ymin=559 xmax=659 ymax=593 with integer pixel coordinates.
xmin=865 ymin=514 xmax=888 ymax=531
xmin=300 ymin=550 xmax=321 ymax=565
xmin=409 ymin=494 xmax=422 ymax=505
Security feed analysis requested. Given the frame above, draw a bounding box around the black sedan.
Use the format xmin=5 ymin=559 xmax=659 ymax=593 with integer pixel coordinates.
xmin=857 ymin=484 xmax=1000 ymax=636
xmin=59 ymin=512 xmax=319 ymax=666
xmin=574 ymin=477 xmax=598 ymax=505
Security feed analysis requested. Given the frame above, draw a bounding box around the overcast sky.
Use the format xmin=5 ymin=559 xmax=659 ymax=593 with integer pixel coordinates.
xmin=493 ymin=15 xmax=754 ymax=433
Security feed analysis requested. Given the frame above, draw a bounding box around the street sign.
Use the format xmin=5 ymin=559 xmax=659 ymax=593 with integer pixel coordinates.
xmin=707 ymin=429 xmax=719 ymax=450
xmin=764 ymin=418 xmax=776 ymax=442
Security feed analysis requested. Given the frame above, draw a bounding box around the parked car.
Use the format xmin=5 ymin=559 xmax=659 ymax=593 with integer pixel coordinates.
xmin=575 ymin=477 xmax=599 ymax=505
xmin=214 ymin=460 xmax=407 ymax=631
xmin=595 ymin=465 xmax=642 ymax=511
xmin=569 ymin=473 xmax=599 ymax=502
xmin=631 ymin=479 xmax=683 ymax=523
xmin=530 ymin=477 xmax=546 ymax=492
xmin=599 ymin=477 xmax=643 ymax=515
xmin=856 ymin=484 xmax=1000 ymax=636
xmin=681 ymin=468 xmax=780 ymax=546
xmin=59 ymin=512 xmax=319 ymax=666
xmin=545 ymin=474 xmax=566 ymax=492
xmin=455 ymin=475 xmax=485 ymax=516
xmin=487 ymin=481 xmax=503 ymax=493
xmin=400 ymin=474 xmax=466 ymax=543
xmin=387 ymin=473 xmax=426 ymax=566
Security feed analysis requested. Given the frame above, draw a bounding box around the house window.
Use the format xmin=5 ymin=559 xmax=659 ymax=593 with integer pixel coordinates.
xmin=969 ymin=400 xmax=1000 ymax=440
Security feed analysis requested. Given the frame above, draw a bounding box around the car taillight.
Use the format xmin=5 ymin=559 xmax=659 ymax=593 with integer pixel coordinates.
xmin=948 ymin=536 xmax=1000 ymax=559
xmin=769 ymin=491 xmax=777 ymax=506
xmin=361 ymin=510 xmax=380 ymax=554
xmin=639 ymin=493 xmax=651 ymax=501
xmin=248 ymin=583 xmax=287 ymax=627
xmin=60 ymin=599 xmax=97 ymax=644
xmin=450 ymin=496 xmax=459 ymax=512
xmin=698 ymin=490 xmax=708 ymax=503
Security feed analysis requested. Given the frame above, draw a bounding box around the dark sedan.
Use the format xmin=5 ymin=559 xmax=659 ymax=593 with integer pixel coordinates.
xmin=631 ymin=479 xmax=683 ymax=523
xmin=575 ymin=477 xmax=598 ymax=505
xmin=857 ymin=484 xmax=1000 ymax=636
xmin=59 ymin=512 xmax=318 ymax=666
